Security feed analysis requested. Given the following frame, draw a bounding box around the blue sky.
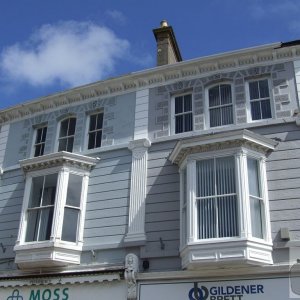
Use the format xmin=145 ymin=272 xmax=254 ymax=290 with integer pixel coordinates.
xmin=0 ymin=0 xmax=300 ymax=110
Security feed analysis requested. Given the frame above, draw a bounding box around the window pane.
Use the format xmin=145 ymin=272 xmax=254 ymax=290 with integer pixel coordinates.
xmin=66 ymin=137 xmax=74 ymax=152
xmin=68 ymin=118 xmax=76 ymax=135
xmin=30 ymin=177 xmax=44 ymax=208
xmin=259 ymin=80 xmax=269 ymax=98
xmin=250 ymin=197 xmax=263 ymax=238
xmin=184 ymin=113 xmax=193 ymax=132
xmin=95 ymin=131 xmax=102 ymax=148
xmin=61 ymin=208 xmax=79 ymax=242
xmin=175 ymin=96 xmax=183 ymax=114
xmin=41 ymin=127 xmax=47 ymax=142
xmin=184 ymin=94 xmax=192 ymax=112
xmin=175 ymin=115 xmax=184 ymax=133
xmin=88 ymin=132 xmax=96 ymax=149
xmin=25 ymin=210 xmax=40 ymax=242
xmin=58 ymin=138 xmax=67 ymax=152
xmin=34 ymin=145 xmax=42 ymax=157
xmin=66 ymin=174 xmax=82 ymax=207
xmin=198 ymin=198 xmax=216 ymax=239
xmin=209 ymin=86 xmax=220 ymax=107
xmin=261 ymin=99 xmax=272 ymax=119
xmin=247 ymin=158 xmax=260 ymax=197
xmin=59 ymin=119 xmax=69 ymax=137
xmin=249 ymin=81 xmax=259 ymax=100
xmin=220 ymin=84 xmax=232 ymax=105
xmin=36 ymin=128 xmax=43 ymax=143
xmin=216 ymin=157 xmax=235 ymax=195
xmin=251 ymin=101 xmax=261 ymax=120
xmin=96 ymin=113 xmax=104 ymax=129
xmin=89 ymin=114 xmax=97 ymax=131
xmin=218 ymin=196 xmax=238 ymax=238
xmin=210 ymin=107 xmax=221 ymax=127
xmin=221 ymin=105 xmax=233 ymax=125
xmin=196 ymin=159 xmax=214 ymax=197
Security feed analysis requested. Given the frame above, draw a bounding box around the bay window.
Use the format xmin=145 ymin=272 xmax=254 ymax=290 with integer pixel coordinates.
xmin=14 ymin=151 xmax=96 ymax=269
xmin=169 ymin=129 xmax=277 ymax=269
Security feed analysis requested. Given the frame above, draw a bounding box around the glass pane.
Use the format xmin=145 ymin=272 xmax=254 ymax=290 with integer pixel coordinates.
xmin=95 ymin=131 xmax=102 ymax=148
xmin=66 ymin=137 xmax=74 ymax=152
xmin=30 ymin=176 xmax=44 ymax=208
xmin=68 ymin=118 xmax=76 ymax=135
xmin=247 ymin=158 xmax=260 ymax=197
xmin=25 ymin=210 xmax=40 ymax=241
xmin=96 ymin=113 xmax=103 ymax=129
xmin=249 ymin=81 xmax=259 ymax=100
xmin=221 ymin=105 xmax=233 ymax=125
xmin=89 ymin=114 xmax=97 ymax=131
xmin=59 ymin=119 xmax=69 ymax=138
xmin=38 ymin=207 xmax=54 ymax=241
xmin=209 ymin=86 xmax=220 ymax=107
xmin=61 ymin=208 xmax=79 ymax=242
xmin=88 ymin=132 xmax=96 ymax=149
xmin=251 ymin=101 xmax=261 ymax=120
xmin=216 ymin=156 xmax=236 ymax=195
xmin=41 ymin=127 xmax=47 ymax=142
xmin=250 ymin=197 xmax=263 ymax=238
xmin=34 ymin=145 xmax=42 ymax=157
xmin=198 ymin=198 xmax=216 ymax=239
xmin=175 ymin=96 xmax=183 ymax=114
xmin=66 ymin=174 xmax=82 ymax=207
xmin=259 ymin=79 xmax=269 ymax=98
xmin=184 ymin=113 xmax=193 ymax=132
xmin=210 ymin=107 xmax=221 ymax=127
xmin=261 ymin=99 xmax=272 ymax=119
xmin=36 ymin=128 xmax=42 ymax=143
xmin=197 ymin=159 xmax=214 ymax=197
xmin=40 ymin=143 xmax=45 ymax=156
xmin=220 ymin=84 xmax=232 ymax=105
xmin=184 ymin=94 xmax=192 ymax=112
xmin=217 ymin=196 xmax=238 ymax=238
xmin=175 ymin=115 xmax=183 ymax=133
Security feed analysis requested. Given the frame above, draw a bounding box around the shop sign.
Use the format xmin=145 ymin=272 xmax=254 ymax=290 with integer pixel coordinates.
xmin=139 ymin=277 xmax=300 ymax=300
xmin=1 ymin=282 xmax=127 ymax=300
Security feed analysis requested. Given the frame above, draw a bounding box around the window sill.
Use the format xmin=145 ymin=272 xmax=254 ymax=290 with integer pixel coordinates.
xmin=181 ymin=238 xmax=273 ymax=270
xmin=14 ymin=242 xmax=82 ymax=269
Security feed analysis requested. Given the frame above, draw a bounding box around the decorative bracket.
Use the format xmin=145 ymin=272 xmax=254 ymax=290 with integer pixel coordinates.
xmin=125 ymin=253 xmax=139 ymax=300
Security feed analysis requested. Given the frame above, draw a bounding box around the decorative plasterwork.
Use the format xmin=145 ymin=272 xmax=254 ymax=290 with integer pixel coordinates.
xmin=124 ymin=139 xmax=151 ymax=244
xmin=169 ymin=129 xmax=278 ymax=165
xmin=1 ymin=43 xmax=300 ymax=124
xmin=125 ymin=253 xmax=139 ymax=300
xmin=20 ymin=151 xmax=97 ymax=173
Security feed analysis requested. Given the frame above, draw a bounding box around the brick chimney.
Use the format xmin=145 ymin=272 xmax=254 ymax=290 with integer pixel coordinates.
xmin=153 ymin=20 xmax=182 ymax=66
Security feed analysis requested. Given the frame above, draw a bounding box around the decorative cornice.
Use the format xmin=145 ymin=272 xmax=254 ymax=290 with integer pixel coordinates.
xmin=1 ymin=43 xmax=300 ymax=124
xmin=20 ymin=151 xmax=97 ymax=173
xmin=169 ymin=129 xmax=278 ymax=165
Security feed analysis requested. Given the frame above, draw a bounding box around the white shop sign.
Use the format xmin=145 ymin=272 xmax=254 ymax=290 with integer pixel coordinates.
xmin=139 ymin=277 xmax=300 ymax=300
xmin=0 ymin=281 xmax=127 ymax=300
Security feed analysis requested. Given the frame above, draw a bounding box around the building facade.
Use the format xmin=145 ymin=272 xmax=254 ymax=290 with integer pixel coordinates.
xmin=0 ymin=21 xmax=300 ymax=300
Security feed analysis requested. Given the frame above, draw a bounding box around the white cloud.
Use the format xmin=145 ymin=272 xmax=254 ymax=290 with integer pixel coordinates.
xmin=105 ymin=10 xmax=127 ymax=25
xmin=0 ymin=21 xmax=130 ymax=87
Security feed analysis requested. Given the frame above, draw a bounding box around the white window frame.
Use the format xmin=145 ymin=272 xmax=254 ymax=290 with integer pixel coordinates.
xmin=31 ymin=125 xmax=48 ymax=157
xmin=56 ymin=117 xmax=77 ymax=153
xmin=171 ymin=93 xmax=193 ymax=135
xmin=205 ymin=83 xmax=235 ymax=129
xmin=14 ymin=152 xmax=96 ymax=269
xmin=245 ymin=78 xmax=274 ymax=122
xmin=84 ymin=111 xmax=104 ymax=150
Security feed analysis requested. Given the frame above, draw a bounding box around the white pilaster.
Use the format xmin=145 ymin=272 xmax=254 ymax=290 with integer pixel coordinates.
xmin=134 ymin=89 xmax=149 ymax=140
xmin=0 ymin=124 xmax=9 ymax=172
xmin=124 ymin=138 xmax=151 ymax=244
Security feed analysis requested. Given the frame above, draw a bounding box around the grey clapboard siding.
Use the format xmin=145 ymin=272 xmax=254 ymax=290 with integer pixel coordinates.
xmin=84 ymin=148 xmax=131 ymax=247
xmin=145 ymin=141 xmax=180 ymax=262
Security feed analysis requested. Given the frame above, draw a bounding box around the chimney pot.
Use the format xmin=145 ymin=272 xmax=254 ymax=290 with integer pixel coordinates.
xmin=160 ymin=20 xmax=168 ymax=28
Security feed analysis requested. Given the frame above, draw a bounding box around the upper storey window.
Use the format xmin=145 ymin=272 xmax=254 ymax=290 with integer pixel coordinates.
xmin=88 ymin=112 xmax=103 ymax=149
xmin=33 ymin=126 xmax=47 ymax=157
xmin=173 ymin=94 xmax=193 ymax=134
xmin=248 ymin=79 xmax=272 ymax=121
xmin=208 ymin=84 xmax=233 ymax=127
xmin=58 ymin=117 xmax=76 ymax=152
